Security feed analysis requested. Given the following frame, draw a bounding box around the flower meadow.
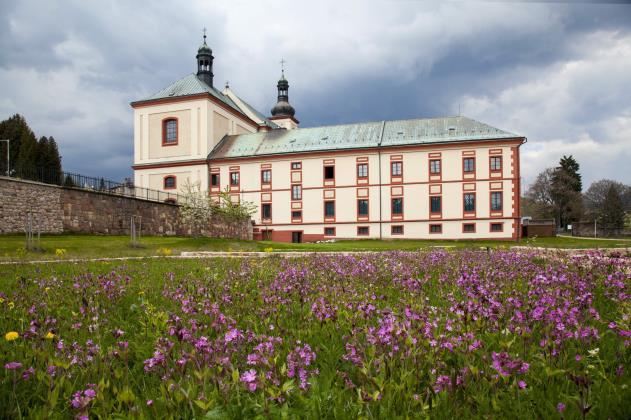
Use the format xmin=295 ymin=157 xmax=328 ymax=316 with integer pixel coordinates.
xmin=0 ymin=250 xmax=629 ymax=419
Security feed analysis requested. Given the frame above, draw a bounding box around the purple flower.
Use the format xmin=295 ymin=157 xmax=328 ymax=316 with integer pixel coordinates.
xmin=240 ymin=369 xmax=257 ymax=392
xmin=146 ymin=399 xmax=154 ymax=406
xmin=518 ymin=380 xmax=527 ymax=389
xmin=557 ymin=402 xmax=566 ymax=413
xmin=21 ymin=367 xmax=35 ymax=381
xmin=4 ymin=362 xmax=22 ymax=370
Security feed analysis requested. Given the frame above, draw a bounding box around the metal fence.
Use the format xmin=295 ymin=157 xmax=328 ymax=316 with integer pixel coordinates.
xmin=571 ymin=221 xmax=631 ymax=239
xmin=4 ymin=167 xmax=187 ymax=205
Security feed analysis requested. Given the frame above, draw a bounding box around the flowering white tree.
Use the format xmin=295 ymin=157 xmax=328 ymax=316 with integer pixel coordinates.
xmin=179 ymin=180 xmax=255 ymax=235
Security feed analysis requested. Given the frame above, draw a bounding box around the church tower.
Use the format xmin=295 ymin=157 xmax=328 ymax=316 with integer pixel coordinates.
xmin=196 ymin=31 xmax=214 ymax=87
xmin=270 ymin=65 xmax=299 ymax=130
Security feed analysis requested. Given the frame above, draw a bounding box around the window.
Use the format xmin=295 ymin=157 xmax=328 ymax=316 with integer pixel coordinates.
xmin=357 ymin=226 xmax=369 ymax=236
xmin=324 ymin=201 xmax=335 ymax=217
xmin=430 ymin=196 xmax=441 ymax=213
xmin=210 ymin=173 xmax=219 ymax=187
xmin=162 ymin=118 xmax=178 ymax=145
xmin=391 ymin=225 xmax=404 ymax=235
xmin=291 ymin=211 xmax=302 ymax=219
xmin=463 ymin=157 xmax=475 ymax=173
xmin=230 ymin=172 xmax=239 ymax=186
xmin=463 ymin=223 xmax=475 ymax=233
xmin=358 ymin=199 xmax=369 ymax=216
xmin=491 ymin=223 xmax=503 ymax=232
xmin=261 ymin=203 xmax=272 ymax=220
xmin=291 ymin=162 xmax=302 ymax=170
xmin=430 ymin=159 xmax=441 ymax=174
xmin=391 ymin=161 xmax=402 ymax=176
xmin=324 ymin=165 xmax=335 ymax=180
xmin=391 ymin=198 xmax=403 ymax=215
xmin=430 ymin=224 xmax=442 ymax=233
xmin=357 ymin=163 xmax=368 ymax=178
xmin=464 ymin=193 xmax=475 ymax=212
xmin=324 ymin=227 xmax=336 ymax=236
xmin=261 ymin=170 xmax=271 ymax=184
xmin=491 ymin=192 xmax=503 ymax=211
xmin=164 ymin=176 xmax=176 ymax=189
xmin=490 ymin=156 xmax=502 ymax=172
xmin=292 ymin=185 xmax=302 ymax=200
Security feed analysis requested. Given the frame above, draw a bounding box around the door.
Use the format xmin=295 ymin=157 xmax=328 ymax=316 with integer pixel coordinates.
xmin=292 ymin=231 xmax=302 ymax=243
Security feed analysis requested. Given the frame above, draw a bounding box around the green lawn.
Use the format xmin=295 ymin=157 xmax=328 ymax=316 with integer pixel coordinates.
xmin=1 ymin=234 xmax=630 ymax=262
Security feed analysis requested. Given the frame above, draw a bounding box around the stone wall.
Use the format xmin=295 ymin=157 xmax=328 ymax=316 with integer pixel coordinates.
xmin=0 ymin=177 xmax=252 ymax=239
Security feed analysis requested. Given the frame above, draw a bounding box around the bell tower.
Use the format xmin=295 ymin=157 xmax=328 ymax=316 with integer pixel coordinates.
xmin=269 ymin=59 xmax=299 ymax=130
xmin=196 ymin=29 xmax=214 ymax=87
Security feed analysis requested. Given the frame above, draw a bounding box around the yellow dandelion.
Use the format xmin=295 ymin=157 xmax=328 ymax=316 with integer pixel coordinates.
xmin=8 ymin=302 xmax=14 ymax=310
xmin=5 ymin=331 xmax=19 ymax=341
xmin=45 ymin=331 xmax=55 ymax=340
xmin=0 ymin=297 xmax=4 ymax=303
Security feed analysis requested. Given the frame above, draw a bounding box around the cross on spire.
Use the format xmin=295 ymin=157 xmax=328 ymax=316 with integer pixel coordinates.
xmin=280 ymin=58 xmax=286 ymax=75
xmin=202 ymin=27 xmax=207 ymax=43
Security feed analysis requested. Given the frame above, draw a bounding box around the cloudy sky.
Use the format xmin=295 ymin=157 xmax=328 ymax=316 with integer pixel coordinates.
xmin=1 ymin=0 xmax=630 ymax=189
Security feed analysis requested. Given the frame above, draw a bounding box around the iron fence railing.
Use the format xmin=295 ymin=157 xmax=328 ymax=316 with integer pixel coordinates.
xmin=4 ymin=167 xmax=187 ymax=205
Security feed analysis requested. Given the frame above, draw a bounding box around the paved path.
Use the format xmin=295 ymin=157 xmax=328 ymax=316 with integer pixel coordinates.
xmin=1 ymin=247 xmax=629 ymax=266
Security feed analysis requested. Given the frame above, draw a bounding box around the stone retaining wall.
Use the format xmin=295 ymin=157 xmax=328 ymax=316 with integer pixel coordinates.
xmin=0 ymin=177 xmax=252 ymax=239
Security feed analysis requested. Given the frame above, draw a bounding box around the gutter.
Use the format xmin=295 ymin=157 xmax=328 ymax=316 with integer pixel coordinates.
xmin=378 ymin=121 xmax=386 ymax=240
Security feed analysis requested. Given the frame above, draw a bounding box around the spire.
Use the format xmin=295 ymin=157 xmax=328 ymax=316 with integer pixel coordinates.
xmin=196 ymin=28 xmax=214 ymax=87
xmin=270 ymin=58 xmax=295 ymax=118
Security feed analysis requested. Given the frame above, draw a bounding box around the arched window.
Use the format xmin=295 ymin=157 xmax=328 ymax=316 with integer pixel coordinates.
xmin=164 ymin=175 xmax=176 ymax=190
xmin=162 ymin=118 xmax=178 ymax=145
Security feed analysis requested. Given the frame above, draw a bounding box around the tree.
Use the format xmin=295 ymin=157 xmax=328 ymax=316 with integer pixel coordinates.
xmin=558 ymin=155 xmax=582 ymax=193
xmin=525 ymin=157 xmax=583 ymax=228
xmin=600 ymin=183 xmax=626 ymax=229
xmin=584 ymin=179 xmax=629 ymax=217
xmin=0 ymin=115 xmax=63 ymax=181
xmin=179 ymin=180 xmax=256 ymax=236
xmin=524 ymin=168 xmax=556 ymax=219
xmin=0 ymin=114 xmax=37 ymax=176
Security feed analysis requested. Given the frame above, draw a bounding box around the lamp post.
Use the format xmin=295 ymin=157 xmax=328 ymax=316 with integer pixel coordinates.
xmin=0 ymin=139 xmax=9 ymax=177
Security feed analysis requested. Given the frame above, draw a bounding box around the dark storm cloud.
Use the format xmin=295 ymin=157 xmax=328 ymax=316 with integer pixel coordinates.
xmin=0 ymin=0 xmax=630 ymax=185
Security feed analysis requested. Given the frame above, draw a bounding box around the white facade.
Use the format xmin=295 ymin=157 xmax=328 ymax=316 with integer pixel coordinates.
xmin=209 ymin=141 xmax=523 ymax=241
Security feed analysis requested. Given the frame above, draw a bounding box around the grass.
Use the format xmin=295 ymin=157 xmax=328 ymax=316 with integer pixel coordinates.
xmin=0 ymin=233 xmax=630 ymax=262
xmin=0 ymin=252 xmax=629 ymax=418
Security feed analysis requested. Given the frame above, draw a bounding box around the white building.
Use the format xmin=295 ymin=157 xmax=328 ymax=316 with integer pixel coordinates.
xmin=131 ymin=37 xmax=525 ymax=242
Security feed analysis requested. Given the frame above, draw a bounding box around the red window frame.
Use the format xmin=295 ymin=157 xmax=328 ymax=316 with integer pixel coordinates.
xmin=261 ymin=203 xmax=272 ymax=221
xmin=261 ymin=169 xmax=272 ymax=185
xmin=357 ymin=226 xmax=370 ymax=236
xmin=490 ymin=156 xmax=502 ymax=172
xmin=163 ymin=175 xmax=176 ymax=190
xmin=429 ymin=224 xmax=442 ymax=234
xmin=162 ymin=117 xmax=178 ymax=146
xmin=230 ymin=171 xmax=240 ymax=187
xmin=391 ymin=225 xmax=404 ymax=235
xmin=429 ymin=159 xmax=441 ymax=175
xmin=324 ymin=227 xmax=336 ymax=237
xmin=357 ymin=163 xmax=368 ymax=179
xmin=210 ymin=173 xmax=220 ymax=187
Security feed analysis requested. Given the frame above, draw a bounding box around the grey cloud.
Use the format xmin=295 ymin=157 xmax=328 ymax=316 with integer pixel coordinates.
xmin=0 ymin=0 xmax=630 ymax=186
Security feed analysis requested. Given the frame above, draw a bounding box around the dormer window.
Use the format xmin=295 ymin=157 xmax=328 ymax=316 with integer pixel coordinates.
xmin=162 ymin=118 xmax=178 ymax=146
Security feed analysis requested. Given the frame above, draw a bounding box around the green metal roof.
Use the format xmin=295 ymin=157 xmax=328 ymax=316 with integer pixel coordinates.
xmin=132 ymin=74 xmax=279 ymax=129
xmin=208 ymin=116 xmax=521 ymax=160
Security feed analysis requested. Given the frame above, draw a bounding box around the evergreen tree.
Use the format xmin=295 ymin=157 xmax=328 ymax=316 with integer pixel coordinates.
xmin=551 ymin=156 xmax=583 ymax=228
xmin=558 ymin=155 xmax=582 ymax=192
xmin=15 ymin=129 xmax=38 ymax=179
xmin=0 ymin=114 xmax=37 ymax=176
xmin=47 ymin=136 xmax=63 ymax=184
